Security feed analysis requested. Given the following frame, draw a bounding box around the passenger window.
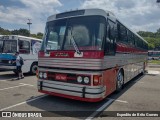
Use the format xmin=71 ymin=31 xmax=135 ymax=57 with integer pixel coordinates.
xmin=117 ymin=22 xmax=127 ymax=42
xmin=128 ymin=31 xmax=135 ymax=46
xmin=19 ymin=40 xmax=30 ymax=54
xmin=105 ymin=19 xmax=116 ymax=55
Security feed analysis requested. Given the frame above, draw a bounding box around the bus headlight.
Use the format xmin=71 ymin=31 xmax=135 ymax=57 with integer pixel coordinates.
xmin=77 ymin=76 xmax=82 ymax=83
xmin=43 ymin=73 xmax=47 ymax=79
xmin=84 ymin=77 xmax=90 ymax=84
xmin=39 ymin=72 xmax=43 ymax=78
xmin=8 ymin=60 xmax=12 ymax=64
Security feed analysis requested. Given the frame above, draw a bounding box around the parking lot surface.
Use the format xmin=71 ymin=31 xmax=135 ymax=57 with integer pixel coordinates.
xmin=0 ymin=67 xmax=160 ymax=120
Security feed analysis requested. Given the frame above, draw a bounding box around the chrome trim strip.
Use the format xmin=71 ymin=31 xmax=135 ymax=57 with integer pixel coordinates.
xmin=38 ymin=81 xmax=105 ymax=94
xmin=42 ymin=87 xmax=82 ymax=97
xmin=39 ymin=86 xmax=105 ymax=99
xmin=38 ymin=80 xmax=104 ymax=89
xmin=0 ymin=65 xmax=16 ymax=69
xmin=38 ymin=68 xmax=102 ymax=75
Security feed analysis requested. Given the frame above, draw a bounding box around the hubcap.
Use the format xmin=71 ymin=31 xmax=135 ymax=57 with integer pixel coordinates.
xmin=117 ymin=72 xmax=123 ymax=89
xmin=32 ymin=65 xmax=37 ymax=74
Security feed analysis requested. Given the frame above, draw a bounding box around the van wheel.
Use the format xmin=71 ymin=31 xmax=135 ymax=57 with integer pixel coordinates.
xmin=116 ymin=70 xmax=124 ymax=92
xmin=30 ymin=63 xmax=38 ymax=74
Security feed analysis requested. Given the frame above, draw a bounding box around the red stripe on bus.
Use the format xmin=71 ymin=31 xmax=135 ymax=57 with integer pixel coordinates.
xmin=39 ymin=51 xmax=104 ymax=59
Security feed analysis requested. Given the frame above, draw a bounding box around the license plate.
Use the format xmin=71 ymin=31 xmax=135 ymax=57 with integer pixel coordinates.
xmin=55 ymin=74 xmax=67 ymax=81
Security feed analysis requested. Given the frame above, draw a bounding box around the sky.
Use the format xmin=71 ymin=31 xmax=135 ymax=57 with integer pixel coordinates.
xmin=0 ymin=0 xmax=160 ymax=34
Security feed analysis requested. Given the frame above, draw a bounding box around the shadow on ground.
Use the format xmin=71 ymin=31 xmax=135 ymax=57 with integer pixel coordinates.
xmin=0 ymin=71 xmax=36 ymax=81
xmin=26 ymin=73 xmax=146 ymax=118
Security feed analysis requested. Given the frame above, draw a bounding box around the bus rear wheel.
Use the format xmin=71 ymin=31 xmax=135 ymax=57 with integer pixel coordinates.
xmin=116 ymin=70 xmax=124 ymax=92
xmin=30 ymin=63 xmax=38 ymax=75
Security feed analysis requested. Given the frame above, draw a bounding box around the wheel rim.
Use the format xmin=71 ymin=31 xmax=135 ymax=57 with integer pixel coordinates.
xmin=117 ymin=72 xmax=123 ymax=89
xmin=32 ymin=65 xmax=38 ymax=74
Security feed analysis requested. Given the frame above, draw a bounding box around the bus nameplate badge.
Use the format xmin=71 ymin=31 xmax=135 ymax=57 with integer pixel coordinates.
xmin=44 ymin=52 xmax=50 ymax=57
xmin=74 ymin=52 xmax=83 ymax=58
xmin=55 ymin=74 xmax=67 ymax=81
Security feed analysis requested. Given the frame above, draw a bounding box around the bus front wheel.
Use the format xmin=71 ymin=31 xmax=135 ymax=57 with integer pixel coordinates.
xmin=116 ymin=70 xmax=124 ymax=92
xmin=30 ymin=63 xmax=38 ymax=74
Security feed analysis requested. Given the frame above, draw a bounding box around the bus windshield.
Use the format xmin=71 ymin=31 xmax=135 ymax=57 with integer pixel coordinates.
xmin=41 ymin=16 xmax=106 ymax=51
xmin=2 ymin=40 xmax=17 ymax=53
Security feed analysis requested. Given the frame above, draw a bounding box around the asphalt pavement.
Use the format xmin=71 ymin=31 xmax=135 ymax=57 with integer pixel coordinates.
xmin=0 ymin=67 xmax=160 ymax=120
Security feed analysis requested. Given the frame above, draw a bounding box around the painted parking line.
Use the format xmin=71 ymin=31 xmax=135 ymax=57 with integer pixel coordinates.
xmin=0 ymin=79 xmax=16 ymax=82
xmin=0 ymin=94 xmax=48 ymax=111
xmin=19 ymin=83 xmax=34 ymax=87
xmin=0 ymin=83 xmax=33 ymax=91
xmin=85 ymin=98 xmax=128 ymax=120
xmin=108 ymin=98 xmax=128 ymax=104
xmin=85 ymin=99 xmax=114 ymax=120
xmin=147 ymin=70 xmax=160 ymax=75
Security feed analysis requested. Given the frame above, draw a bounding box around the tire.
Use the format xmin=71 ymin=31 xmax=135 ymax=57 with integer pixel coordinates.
xmin=116 ymin=70 xmax=124 ymax=92
xmin=141 ymin=62 xmax=146 ymax=75
xmin=30 ymin=63 xmax=38 ymax=74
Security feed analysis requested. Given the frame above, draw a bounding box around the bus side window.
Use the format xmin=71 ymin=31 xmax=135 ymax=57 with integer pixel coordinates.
xmin=19 ymin=40 xmax=30 ymax=54
xmin=104 ymin=19 xmax=116 ymax=55
xmin=118 ymin=22 xmax=128 ymax=43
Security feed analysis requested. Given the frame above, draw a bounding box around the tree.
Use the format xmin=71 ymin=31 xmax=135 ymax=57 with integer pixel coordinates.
xmin=0 ymin=27 xmax=43 ymax=39
xmin=157 ymin=28 xmax=160 ymax=33
xmin=11 ymin=30 xmax=19 ymax=35
xmin=36 ymin=32 xmax=43 ymax=39
xmin=37 ymin=32 xmax=43 ymax=36
xmin=0 ymin=27 xmax=11 ymax=35
xmin=18 ymin=29 xmax=30 ymax=36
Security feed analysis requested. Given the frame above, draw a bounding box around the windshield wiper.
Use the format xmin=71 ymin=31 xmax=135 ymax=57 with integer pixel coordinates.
xmin=68 ymin=26 xmax=81 ymax=55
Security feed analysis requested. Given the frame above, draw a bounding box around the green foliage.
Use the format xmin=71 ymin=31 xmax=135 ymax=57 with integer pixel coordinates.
xmin=36 ymin=32 xmax=43 ymax=39
xmin=148 ymin=60 xmax=160 ymax=65
xmin=0 ymin=27 xmax=11 ymax=35
xmin=0 ymin=27 xmax=43 ymax=39
xmin=137 ymin=29 xmax=160 ymax=50
xmin=157 ymin=28 xmax=160 ymax=33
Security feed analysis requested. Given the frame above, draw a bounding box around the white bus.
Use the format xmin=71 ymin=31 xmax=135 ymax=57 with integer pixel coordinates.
xmin=0 ymin=35 xmax=42 ymax=74
xmin=148 ymin=50 xmax=160 ymax=60
xmin=0 ymin=35 xmax=3 ymax=52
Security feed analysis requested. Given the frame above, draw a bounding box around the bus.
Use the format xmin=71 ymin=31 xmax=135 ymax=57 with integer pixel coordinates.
xmin=0 ymin=35 xmax=42 ymax=74
xmin=37 ymin=9 xmax=148 ymax=102
xmin=0 ymin=35 xmax=3 ymax=53
xmin=148 ymin=50 xmax=160 ymax=60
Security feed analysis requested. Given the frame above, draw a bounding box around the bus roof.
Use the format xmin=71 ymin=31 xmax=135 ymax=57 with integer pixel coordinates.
xmin=47 ymin=8 xmax=148 ymax=44
xmin=0 ymin=35 xmax=42 ymax=41
xmin=47 ymin=8 xmax=115 ymax=22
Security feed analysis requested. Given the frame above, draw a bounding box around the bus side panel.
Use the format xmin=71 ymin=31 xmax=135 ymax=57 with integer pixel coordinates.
xmin=103 ymin=68 xmax=117 ymax=97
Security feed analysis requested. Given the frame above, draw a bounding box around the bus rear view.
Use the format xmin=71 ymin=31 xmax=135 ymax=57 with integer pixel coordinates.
xmin=38 ymin=9 xmax=148 ymax=102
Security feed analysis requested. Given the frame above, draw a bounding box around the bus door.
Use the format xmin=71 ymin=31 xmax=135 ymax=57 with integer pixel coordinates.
xmin=103 ymin=19 xmax=117 ymax=96
xmin=18 ymin=39 xmax=31 ymax=71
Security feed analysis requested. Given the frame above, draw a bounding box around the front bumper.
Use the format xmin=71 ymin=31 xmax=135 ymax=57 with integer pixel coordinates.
xmin=0 ymin=64 xmax=16 ymax=70
xmin=38 ymin=80 xmax=106 ymax=102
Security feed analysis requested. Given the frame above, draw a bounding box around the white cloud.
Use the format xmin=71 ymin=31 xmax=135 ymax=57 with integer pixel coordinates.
xmin=0 ymin=0 xmax=62 ymax=33
xmin=81 ymin=0 xmax=160 ymax=32
xmin=0 ymin=0 xmax=159 ymax=33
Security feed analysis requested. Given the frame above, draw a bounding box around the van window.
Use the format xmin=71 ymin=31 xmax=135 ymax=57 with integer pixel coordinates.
xmin=19 ymin=40 xmax=30 ymax=54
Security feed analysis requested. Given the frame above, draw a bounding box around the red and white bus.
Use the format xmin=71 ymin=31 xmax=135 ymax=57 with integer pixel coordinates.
xmin=38 ymin=9 xmax=148 ymax=102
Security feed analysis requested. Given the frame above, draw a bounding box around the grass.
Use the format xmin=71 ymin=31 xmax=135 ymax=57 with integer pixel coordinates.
xmin=148 ymin=60 xmax=160 ymax=65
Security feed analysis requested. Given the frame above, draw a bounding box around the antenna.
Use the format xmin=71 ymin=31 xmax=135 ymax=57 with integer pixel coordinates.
xmin=27 ymin=19 xmax=32 ymax=36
